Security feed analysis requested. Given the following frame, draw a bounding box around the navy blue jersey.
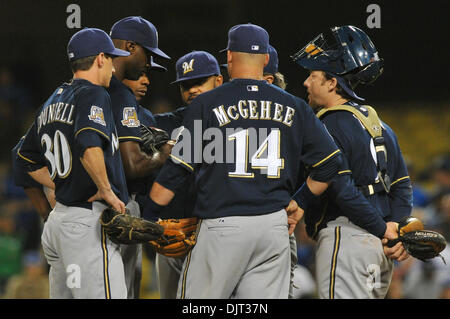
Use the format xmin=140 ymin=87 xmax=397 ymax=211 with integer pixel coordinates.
xmin=154 ymin=107 xmax=186 ymax=137
xmin=308 ymin=102 xmax=412 ymax=236
xmin=11 ymin=136 xmax=42 ymax=189
xmin=156 ymin=79 xmax=340 ymax=219
xmin=152 ymin=107 xmax=195 ymax=219
xmin=137 ymin=105 xmax=157 ymax=127
xmin=18 ymin=79 xmax=129 ymax=207
xmin=107 ymin=76 xmax=142 ymax=143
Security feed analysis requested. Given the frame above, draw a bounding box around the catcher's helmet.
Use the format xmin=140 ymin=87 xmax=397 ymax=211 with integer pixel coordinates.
xmin=291 ymin=25 xmax=384 ymax=100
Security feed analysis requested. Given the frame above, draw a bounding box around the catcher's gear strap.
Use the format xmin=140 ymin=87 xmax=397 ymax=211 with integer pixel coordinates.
xmin=317 ymin=104 xmax=391 ymax=195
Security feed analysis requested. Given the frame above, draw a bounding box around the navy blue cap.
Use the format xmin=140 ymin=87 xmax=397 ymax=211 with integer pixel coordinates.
xmin=220 ymin=44 xmax=278 ymax=74
xmin=221 ymin=23 xmax=269 ymax=54
xmin=149 ymin=56 xmax=167 ymax=72
xmin=171 ymin=51 xmax=221 ymax=84
xmin=67 ymin=28 xmax=130 ymax=62
xmin=264 ymin=45 xmax=279 ymax=74
xmin=110 ymin=16 xmax=170 ymax=60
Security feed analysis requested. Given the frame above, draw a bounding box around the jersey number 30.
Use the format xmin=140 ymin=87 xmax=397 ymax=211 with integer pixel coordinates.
xmin=41 ymin=130 xmax=72 ymax=179
xmin=228 ymin=129 xmax=284 ymax=179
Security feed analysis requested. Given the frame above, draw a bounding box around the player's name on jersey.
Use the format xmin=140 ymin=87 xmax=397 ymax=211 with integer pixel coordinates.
xmin=213 ymin=100 xmax=295 ymax=127
xmin=37 ymin=102 xmax=75 ymax=134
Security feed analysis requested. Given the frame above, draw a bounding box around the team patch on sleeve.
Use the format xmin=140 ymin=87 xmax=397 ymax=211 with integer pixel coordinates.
xmin=121 ymin=107 xmax=140 ymax=127
xmin=88 ymin=106 xmax=106 ymax=126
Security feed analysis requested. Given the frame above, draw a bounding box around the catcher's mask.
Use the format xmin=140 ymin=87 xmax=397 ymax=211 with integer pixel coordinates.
xmin=291 ymin=25 xmax=384 ymax=101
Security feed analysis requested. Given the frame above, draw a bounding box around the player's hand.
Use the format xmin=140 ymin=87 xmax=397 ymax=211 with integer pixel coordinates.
xmin=285 ymin=199 xmax=304 ymax=235
xmin=159 ymin=141 xmax=174 ymax=163
xmin=382 ymin=221 xmax=409 ymax=261
xmin=383 ymin=222 xmax=399 ymax=241
xmin=382 ymin=238 xmax=409 ymax=262
xmin=88 ymin=188 xmax=126 ymax=214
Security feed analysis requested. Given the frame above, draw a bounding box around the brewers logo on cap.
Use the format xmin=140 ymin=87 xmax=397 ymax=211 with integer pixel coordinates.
xmin=182 ymin=59 xmax=195 ymax=74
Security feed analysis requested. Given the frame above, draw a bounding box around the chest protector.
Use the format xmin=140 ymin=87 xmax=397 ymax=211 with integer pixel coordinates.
xmin=316 ymin=105 xmax=391 ymax=196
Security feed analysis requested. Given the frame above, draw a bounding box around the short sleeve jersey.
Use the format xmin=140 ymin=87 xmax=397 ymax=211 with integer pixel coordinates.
xmin=107 ymin=76 xmax=143 ymax=144
xmin=18 ymin=79 xmax=128 ymax=207
xmin=159 ymin=79 xmax=340 ymax=218
xmin=11 ymin=136 xmax=42 ymax=189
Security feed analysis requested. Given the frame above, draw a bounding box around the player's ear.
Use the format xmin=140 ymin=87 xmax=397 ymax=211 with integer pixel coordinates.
xmin=328 ymin=77 xmax=338 ymax=91
xmin=125 ymin=41 xmax=136 ymax=54
xmin=264 ymin=74 xmax=274 ymax=84
xmin=215 ymin=75 xmax=223 ymax=87
xmin=97 ymin=53 xmax=105 ymax=68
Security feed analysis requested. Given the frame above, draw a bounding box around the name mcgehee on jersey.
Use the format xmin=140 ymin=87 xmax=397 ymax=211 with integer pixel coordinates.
xmin=212 ymin=100 xmax=296 ymax=127
xmin=37 ymin=102 xmax=75 ymax=134
xmin=171 ymin=100 xmax=297 ymax=166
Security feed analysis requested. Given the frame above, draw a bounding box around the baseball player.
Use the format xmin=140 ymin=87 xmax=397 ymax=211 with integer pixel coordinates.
xmin=150 ymin=50 xmax=223 ymax=299
xmin=262 ymin=44 xmax=287 ymax=90
xmin=107 ymin=16 xmax=171 ymax=299
xmin=144 ymin=23 xmax=343 ymax=299
xmin=221 ymin=44 xmax=287 ymax=90
xmin=122 ymin=57 xmax=168 ymax=211
xmin=292 ymin=25 xmax=413 ymax=298
xmin=17 ymin=28 xmax=130 ymax=298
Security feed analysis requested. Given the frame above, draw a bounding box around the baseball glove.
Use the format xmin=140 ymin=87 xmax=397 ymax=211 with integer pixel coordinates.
xmin=398 ymin=216 xmax=424 ymax=236
xmin=140 ymin=124 xmax=171 ymax=154
xmin=148 ymin=217 xmax=198 ymax=258
xmin=100 ymin=207 xmax=164 ymax=245
xmin=388 ymin=230 xmax=447 ymax=263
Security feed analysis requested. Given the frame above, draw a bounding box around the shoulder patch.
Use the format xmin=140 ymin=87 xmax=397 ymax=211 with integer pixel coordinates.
xmin=121 ymin=107 xmax=140 ymax=127
xmin=88 ymin=106 xmax=106 ymax=126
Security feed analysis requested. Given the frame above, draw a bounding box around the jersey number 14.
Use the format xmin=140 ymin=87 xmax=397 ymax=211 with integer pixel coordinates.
xmin=228 ymin=129 xmax=284 ymax=179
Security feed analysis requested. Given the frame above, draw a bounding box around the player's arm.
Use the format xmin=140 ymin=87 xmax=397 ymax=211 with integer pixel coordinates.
xmin=81 ymin=146 xmax=125 ymax=213
xmin=114 ymin=99 xmax=171 ymax=179
xmin=12 ymin=135 xmax=53 ymax=220
xmin=17 ymin=122 xmax=47 ymax=173
xmin=23 ymin=187 xmax=52 ymax=221
xmin=141 ymin=102 xmax=201 ymax=220
xmin=119 ymin=140 xmax=171 ymax=180
xmin=385 ymin=126 xmax=413 ymax=222
xmin=142 ymin=160 xmax=191 ymax=220
xmin=321 ymin=114 xmax=400 ymax=240
xmin=328 ymin=171 xmax=389 ymax=238
xmin=28 ymin=166 xmax=55 ymax=189
xmin=75 ymin=86 xmax=126 ymax=213
xmin=291 ymin=101 xmax=342 ymax=214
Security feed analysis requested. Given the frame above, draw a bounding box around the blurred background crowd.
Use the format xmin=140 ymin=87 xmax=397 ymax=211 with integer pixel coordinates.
xmin=0 ymin=0 xmax=448 ymax=299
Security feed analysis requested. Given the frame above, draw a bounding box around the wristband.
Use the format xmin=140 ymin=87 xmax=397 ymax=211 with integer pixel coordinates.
xmin=292 ymin=182 xmax=318 ymax=211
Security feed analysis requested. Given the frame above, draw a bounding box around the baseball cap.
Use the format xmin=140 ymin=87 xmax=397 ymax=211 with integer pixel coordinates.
xmin=67 ymin=28 xmax=130 ymax=61
xmin=264 ymin=45 xmax=279 ymax=74
xmin=110 ymin=16 xmax=170 ymax=60
xmin=171 ymin=51 xmax=221 ymax=84
xmin=220 ymin=23 xmax=269 ymax=54
xmin=149 ymin=56 xmax=167 ymax=72
xmin=220 ymin=43 xmax=278 ymax=74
